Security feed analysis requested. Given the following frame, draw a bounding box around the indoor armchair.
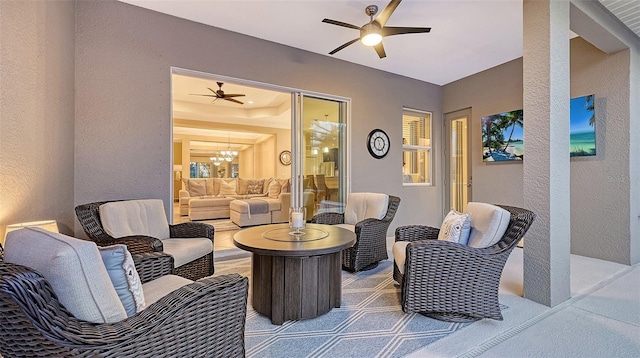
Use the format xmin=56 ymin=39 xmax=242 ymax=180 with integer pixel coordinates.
xmin=312 ymin=193 xmax=401 ymax=272
xmin=393 ymin=204 xmax=535 ymax=322
xmin=75 ymin=199 xmax=214 ymax=280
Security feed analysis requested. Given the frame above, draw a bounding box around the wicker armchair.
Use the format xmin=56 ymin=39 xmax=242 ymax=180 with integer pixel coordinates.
xmin=312 ymin=194 xmax=401 ymax=272
xmin=393 ymin=205 xmax=535 ymax=322
xmin=75 ymin=200 xmax=215 ymax=281
xmin=0 ymin=252 xmax=248 ymax=358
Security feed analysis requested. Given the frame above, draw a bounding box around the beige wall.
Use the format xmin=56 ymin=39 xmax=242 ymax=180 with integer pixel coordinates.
xmin=443 ymin=38 xmax=635 ymax=264
xmin=74 ymin=0 xmax=443 ymax=236
xmin=0 ymin=0 xmax=76 ymax=240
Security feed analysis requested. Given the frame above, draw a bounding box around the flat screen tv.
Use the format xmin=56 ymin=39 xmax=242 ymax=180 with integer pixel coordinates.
xmin=482 ymin=109 xmax=524 ymax=162
xmin=570 ymin=94 xmax=596 ymax=157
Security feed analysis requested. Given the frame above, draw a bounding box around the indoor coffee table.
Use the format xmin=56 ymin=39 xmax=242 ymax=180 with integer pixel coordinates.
xmin=233 ymin=223 xmax=356 ymax=325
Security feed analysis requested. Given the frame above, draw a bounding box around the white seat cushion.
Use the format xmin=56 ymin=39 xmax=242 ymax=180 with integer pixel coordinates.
xmin=392 ymin=241 xmax=410 ymax=274
xmin=161 ymin=238 xmax=212 ymax=268
xmin=100 ymin=199 xmax=170 ymax=239
xmin=344 ymin=193 xmax=389 ymax=225
xmin=465 ymin=202 xmax=510 ymax=248
xmin=4 ymin=228 xmax=127 ymax=323
xmin=335 ymin=223 xmax=355 ymax=233
xmin=142 ymin=275 xmax=193 ymax=306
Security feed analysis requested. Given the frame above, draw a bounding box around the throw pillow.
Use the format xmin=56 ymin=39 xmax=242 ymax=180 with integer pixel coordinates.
xmin=278 ymin=178 xmax=290 ymax=193
xmin=237 ymin=178 xmax=250 ymax=195
xmin=99 ymin=245 xmax=146 ymax=316
xmin=188 ymin=180 xmax=206 ymax=197
xmin=247 ymin=179 xmax=264 ymax=194
xmin=437 ymin=210 xmax=472 ymax=245
xmin=268 ymin=181 xmax=281 ymax=199
xmin=219 ymin=179 xmax=237 ymax=195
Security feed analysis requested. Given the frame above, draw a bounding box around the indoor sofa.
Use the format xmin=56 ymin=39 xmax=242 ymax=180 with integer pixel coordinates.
xmin=180 ymin=177 xmax=313 ymax=225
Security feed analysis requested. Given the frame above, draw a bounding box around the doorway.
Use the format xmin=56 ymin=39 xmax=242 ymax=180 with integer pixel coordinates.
xmin=170 ymin=69 xmax=350 ymax=223
xmin=444 ymin=109 xmax=472 ymax=212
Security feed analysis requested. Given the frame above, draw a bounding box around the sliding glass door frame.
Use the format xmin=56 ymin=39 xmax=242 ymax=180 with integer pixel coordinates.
xmin=292 ymin=92 xmax=350 ymax=211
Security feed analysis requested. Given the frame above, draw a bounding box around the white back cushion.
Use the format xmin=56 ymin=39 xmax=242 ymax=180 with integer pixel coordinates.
xmin=100 ymin=199 xmax=170 ymax=239
xmin=4 ymin=228 xmax=127 ymax=323
xmin=465 ymin=202 xmax=511 ymax=248
xmin=344 ymin=193 xmax=389 ymax=225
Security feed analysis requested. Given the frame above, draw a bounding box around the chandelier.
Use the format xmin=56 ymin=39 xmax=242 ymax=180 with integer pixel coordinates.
xmin=211 ymin=133 xmax=238 ymax=165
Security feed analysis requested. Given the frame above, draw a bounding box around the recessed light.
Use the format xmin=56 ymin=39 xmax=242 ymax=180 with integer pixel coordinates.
xmin=248 ymin=100 xmax=254 ymax=104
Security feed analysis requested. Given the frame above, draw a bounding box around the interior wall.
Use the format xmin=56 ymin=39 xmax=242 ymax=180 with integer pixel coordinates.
xmin=0 ymin=0 xmax=76 ymax=239
xmin=239 ymin=147 xmax=255 ymax=178
xmin=74 ymin=0 xmax=443 ymax=235
xmin=443 ymin=39 xmax=634 ymax=264
xmin=259 ymin=136 xmax=276 ymax=179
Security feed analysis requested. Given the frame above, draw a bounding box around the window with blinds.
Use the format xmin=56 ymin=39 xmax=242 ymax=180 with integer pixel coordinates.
xmin=402 ymin=109 xmax=432 ymax=186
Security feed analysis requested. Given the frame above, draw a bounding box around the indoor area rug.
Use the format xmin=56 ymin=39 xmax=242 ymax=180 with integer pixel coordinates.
xmin=201 ymin=219 xmax=240 ymax=232
xmin=214 ymin=258 xmax=484 ymax=358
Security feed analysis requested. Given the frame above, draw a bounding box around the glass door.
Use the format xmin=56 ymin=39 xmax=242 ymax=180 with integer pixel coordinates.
xmin=292 ymin=93 xmax=348 ymax=217
xmin=444 ymin=109 xmax=472 ymax=212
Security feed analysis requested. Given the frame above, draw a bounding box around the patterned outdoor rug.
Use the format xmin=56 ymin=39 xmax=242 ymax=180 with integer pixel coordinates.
xmin=215 ymin=257 xmax=483 ymax=358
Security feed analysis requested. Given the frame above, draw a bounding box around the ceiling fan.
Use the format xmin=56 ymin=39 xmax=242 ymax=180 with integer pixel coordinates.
xmin=322 ymin=0 xmax=431 ymax=59
xmin=191 ymin=82 xmax=245 ymax=105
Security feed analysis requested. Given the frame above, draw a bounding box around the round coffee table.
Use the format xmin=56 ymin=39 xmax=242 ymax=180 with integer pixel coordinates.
xmin=233 ymin=223 xmax=356 ymax=325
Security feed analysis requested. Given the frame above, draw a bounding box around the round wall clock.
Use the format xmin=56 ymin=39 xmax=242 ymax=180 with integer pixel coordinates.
xmin=366 ymin=129 xmax=390 ymax=159
xmin=279 ymin=150 xmax=292 ymax=165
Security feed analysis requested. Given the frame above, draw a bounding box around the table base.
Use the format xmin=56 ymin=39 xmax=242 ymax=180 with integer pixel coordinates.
xmin=251 ymin=251 xmax=342 ymax=325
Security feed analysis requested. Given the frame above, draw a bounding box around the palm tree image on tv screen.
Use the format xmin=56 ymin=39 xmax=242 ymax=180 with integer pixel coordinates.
xmin=570 ymin=94 xmax=596 ymax=157
xmin=482 ymin=95 xmax=596 ymax=162
xmin=482 ymin=110 xmax=524 ymax=162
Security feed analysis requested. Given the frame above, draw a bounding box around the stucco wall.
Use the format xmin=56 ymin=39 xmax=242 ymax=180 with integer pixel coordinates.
xmin=443 ymin=38 xmax=634 ymax=264
xmin=74 ymin=0 xmax=443 ymax=236
xmin=0 ymin=1 xmax=75 ymax=239
xmin=569 ymin=38 xmax=630 ymax=263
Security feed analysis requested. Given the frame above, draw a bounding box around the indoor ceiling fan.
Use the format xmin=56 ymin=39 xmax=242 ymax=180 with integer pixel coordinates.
xmin=322 ymin=0 xmax=431 ymax=59
xmin=191 ymin=82 xmax=245 ymax=105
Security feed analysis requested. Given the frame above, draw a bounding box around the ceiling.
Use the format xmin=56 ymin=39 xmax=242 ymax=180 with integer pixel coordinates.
xmin=157 ymin=0 xmax=638 ymax=155
xmin=122 ymin=0 xmax=639 ymax=87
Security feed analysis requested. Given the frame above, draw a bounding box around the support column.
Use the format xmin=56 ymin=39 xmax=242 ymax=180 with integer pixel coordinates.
xmin=522 ymin=0 xmax=571 ymax=306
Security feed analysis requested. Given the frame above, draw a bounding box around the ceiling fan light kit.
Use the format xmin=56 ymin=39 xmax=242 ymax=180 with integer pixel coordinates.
xmin=361 ymin=23 xmax=382 ymax=46
xmin=322 ymin=0 xmax=431 ymax=58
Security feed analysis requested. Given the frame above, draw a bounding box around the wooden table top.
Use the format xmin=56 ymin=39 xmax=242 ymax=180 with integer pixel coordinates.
xmin=233 ymin=223 xmax=355 ymax=257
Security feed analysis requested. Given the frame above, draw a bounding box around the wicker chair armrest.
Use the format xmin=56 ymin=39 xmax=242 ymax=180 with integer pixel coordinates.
xmin=101 ymin=236 xmax=164 ymax=254
xmin=395 ymin=225 xmax=440 ymax=242
xmin=311 ymin=212 xmax=345 ymax=225
xmin=170 ymin=222 xmax=214 ymax=241
xmin=404 ymin=240 xmax=503 ymax=280
xmin=132 ymin=252 xmax=174 ymax=284
xmin=2 ymin=264 xmax=248 ymax=355
xmin=354 ymin=217 xmax=386 ymax=235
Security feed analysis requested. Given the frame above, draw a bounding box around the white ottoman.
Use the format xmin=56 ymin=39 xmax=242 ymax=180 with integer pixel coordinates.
xmin=229 ymin=199 xmax=272 ymax=227
xmin=188 ymin=197 xmax=234 ymax=221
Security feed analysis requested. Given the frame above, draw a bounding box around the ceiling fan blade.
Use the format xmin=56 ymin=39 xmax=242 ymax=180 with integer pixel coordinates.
xmin=382 ymin=26 xmax=431 ymax=37
xmin=190 ymin=94 xmax=218 ymax=98
xmin=374 ymin=43 xmax=386 ymax=59
xmin=223 ymin=94 xmax=246 ymax=97
xmin=225 ymin=97 xmax=244 ymax=105
xmin=207 ymin=87 xmax=217 ymax=93
xmin=322 ymin=18 xmax=361 ymax=30
xmin=329 ymin=38 xmax=360 ymax=55
xmin=375 ymin=0 xmax=402 ymax=28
